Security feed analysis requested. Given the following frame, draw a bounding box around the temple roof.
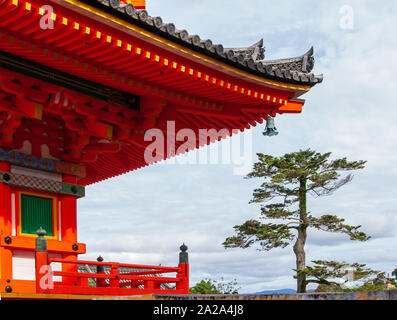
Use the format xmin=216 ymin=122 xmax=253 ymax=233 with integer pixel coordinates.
xmin=0 ymin=0 xmax=324 ymax=185
xmin=81 ymin=0 xmax=323 ymax=87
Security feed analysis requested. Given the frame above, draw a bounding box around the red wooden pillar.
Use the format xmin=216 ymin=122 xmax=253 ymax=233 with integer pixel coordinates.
xmin=109 ymin=264 xmax=120 ymax=288
xmin=0 ymin=162 xmax=12 ymax=293
xmin=145 ymin=279 xmax=154 ymax=291
xmin=177 ymin=263 xmax=189 ymax=294
xmin=60 ymin=174 xmax=78 ymax=285
xmin=153 ymin=282 xmax=161 ymax=290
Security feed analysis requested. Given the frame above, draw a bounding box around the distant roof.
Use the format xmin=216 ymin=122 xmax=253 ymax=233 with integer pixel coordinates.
xmin=80 ymin=0 xmax=323 ymax=87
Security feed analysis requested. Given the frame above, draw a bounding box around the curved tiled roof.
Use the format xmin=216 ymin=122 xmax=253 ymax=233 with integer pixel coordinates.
xmin=80 ymin=0 xmax=323 ymax=87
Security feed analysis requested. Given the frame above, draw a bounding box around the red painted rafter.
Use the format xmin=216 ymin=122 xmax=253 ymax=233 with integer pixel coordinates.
xmin=0 ymin=0 xmax=296 ymax=109
xmin=0 ymin=0 xmax=305 ymax=185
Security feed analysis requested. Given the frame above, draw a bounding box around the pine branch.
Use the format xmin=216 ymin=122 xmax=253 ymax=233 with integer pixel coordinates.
xmin=259 ymin=203 xmax=298 ymax=220
xmin=308 ymin=174 xmax=354 ymax=197
xmin=308 ymin=215 xmax=370 ymax=241
xmin=222 ymin=220 xmax=295 ymax=251
xmin=301 ymin=260 xmax=386 ymax=291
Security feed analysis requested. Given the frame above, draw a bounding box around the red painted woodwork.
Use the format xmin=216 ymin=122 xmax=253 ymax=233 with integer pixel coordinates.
xmin=0 ymin=0 xmax=305 ymax=186
xmin=0 ymin=162 xmax=12 ymax=289
xmin=35 ymin=251 xmax=48 ymax=294
xmin=35 ymin=256 xmax=189 ymax=296
xmin=0 ymin=236 xmax=86 ymax=254
xmin=0 ymin=160 xmax=84 ymax=294
xmin=0 ymin=0 xmax=313 ymax=298
xmin=0 ymin=62 xmax=301 ymax=186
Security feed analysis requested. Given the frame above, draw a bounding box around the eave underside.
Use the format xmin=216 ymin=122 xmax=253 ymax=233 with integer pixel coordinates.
xmin=0 ymin=58 xmax=304 ymax=186
xmin=0 ymin=0 xmax=310 ymax=185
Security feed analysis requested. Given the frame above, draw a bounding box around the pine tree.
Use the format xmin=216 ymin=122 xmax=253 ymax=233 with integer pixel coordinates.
xmin=223 ymin=149 xmax=369 ymax=293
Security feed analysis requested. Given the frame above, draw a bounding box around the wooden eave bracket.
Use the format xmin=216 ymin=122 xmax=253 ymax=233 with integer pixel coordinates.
xmin=277 ymin=98 xmax=305 ymax=114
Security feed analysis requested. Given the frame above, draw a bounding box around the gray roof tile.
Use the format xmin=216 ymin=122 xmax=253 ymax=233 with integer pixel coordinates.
xmin=81 ymin=0 xmax=323 ymax=86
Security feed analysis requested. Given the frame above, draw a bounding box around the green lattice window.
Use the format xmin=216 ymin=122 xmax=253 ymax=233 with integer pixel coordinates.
xmin=20 ymin=194 xmax=54 ymax=236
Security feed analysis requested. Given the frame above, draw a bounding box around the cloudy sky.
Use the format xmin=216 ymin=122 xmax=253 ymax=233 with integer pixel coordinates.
xmin=77 ymin=0 xmax=397 ymax=293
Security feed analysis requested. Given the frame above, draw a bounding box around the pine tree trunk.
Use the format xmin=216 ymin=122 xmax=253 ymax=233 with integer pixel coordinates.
xmin=294 ymin=177 xmax=308 ymax=293
xmin=294 ymin=228 xmax=307 ymax=293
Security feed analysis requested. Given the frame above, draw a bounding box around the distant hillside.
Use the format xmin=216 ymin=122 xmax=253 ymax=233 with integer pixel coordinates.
xmin=255 ymin=289 xmax=296 ymax=294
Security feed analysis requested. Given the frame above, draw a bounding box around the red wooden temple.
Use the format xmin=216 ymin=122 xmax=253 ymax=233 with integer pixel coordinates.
xmin=0 ymin=0 xmax=322 ymax=298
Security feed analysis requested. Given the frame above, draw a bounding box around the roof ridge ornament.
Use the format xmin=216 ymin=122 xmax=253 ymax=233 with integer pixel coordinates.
xmin=302 ymin=46 xmax=314 ymax=73
xmin=261 ymin=46 xmax=315 ymax=73
xmin=225 ymin=39 xmax=265 ymax=62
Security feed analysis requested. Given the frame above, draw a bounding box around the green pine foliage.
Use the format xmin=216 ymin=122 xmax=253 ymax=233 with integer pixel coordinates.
xmin=223 ymin=149 xmax=368 ymax=293
xmin=301 ymin=260 xmax=391 ymax=292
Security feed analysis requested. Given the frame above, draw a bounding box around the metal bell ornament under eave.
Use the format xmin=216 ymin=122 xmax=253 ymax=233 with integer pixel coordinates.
xmin=263 ymin=116 xmax=279 ymax=136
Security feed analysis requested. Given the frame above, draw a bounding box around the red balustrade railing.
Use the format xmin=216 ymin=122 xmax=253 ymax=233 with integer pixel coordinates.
xmin=34 ymin=228 xmax=189 ymax=296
